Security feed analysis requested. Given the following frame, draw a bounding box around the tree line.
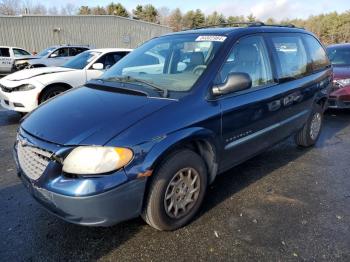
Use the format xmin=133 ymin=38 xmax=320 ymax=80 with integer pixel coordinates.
xmin=78 ymin=5 xmax=350 ymax=44
xmin=1 ymin=0 xmax=349 ymax=44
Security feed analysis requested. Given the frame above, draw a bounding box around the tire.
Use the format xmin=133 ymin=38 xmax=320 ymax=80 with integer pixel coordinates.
xmin=295 ymin=104 xmax=323 ymax=147
xmin=40 ymin=85 xmax=67 ymax=104
xmin=30 ymin=64 xmax=46 ymax=69
xmin=142 ymin=149 xmax=208 ymax=231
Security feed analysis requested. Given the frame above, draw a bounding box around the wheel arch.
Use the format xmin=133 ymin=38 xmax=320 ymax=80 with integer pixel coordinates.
xmin=315 ymin=96 xmax=328 ymax=112
xmin=31 ymin=64 xmax=46 ymax=68
xmin=143 ymin=128 xmax=220 ymax=185
xmin=38 ymin=82 xmax=73 ymax=103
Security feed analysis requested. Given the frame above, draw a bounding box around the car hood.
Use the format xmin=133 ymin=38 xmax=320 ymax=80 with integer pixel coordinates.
xmin=21 ymin=85 xmax=174 ymax=146
xmin=333 ymin=66 xmax=350 ymax=80
xmin=5 ymin=67 xmax=76 ymax=81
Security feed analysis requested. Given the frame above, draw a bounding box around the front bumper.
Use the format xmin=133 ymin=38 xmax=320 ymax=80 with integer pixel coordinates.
xmin=14 ymin=129 xmax=147 ymax=226
xmin=328 ymin=86 xmax=350 ymax=109
xmin=17 ymin=170 xmax=146 ymax=226
xmin=0 ymin=88 xmax=40 ymax=112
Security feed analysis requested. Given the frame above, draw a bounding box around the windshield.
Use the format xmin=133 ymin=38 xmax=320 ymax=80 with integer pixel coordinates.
xmin=62 ymin=51 xmax=101 ymax=70
xmin=37 ymin=47 xmax=56 ymax=57
xmin=101 ymin=34 xmax=226 ymax=97
xmin=327 ymin=46 xmax=350 ymax=66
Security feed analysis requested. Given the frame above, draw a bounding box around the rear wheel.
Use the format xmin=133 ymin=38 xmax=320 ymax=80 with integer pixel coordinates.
xmin=142 ymin=149 xmax=208 ymax=231
xmin=295 ymin=104 xmax=323 ymax=147
xmin=40 ymin=85 xmax=68 ymax=104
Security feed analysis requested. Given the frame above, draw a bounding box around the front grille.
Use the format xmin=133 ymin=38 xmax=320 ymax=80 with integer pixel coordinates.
xmin=17 ymin=141 xmax=52 ymax=180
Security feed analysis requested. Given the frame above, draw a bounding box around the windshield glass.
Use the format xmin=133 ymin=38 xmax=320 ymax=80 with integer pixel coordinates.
xmin=101 ymin=34 xmax=226 ymax=97
xmin=62 ymin=51 xmax=101 ymax=70
xmin=327 ymin=46 xmax=350 ymax=66
xmin=37 ymin=47 xmax=56 ymax=57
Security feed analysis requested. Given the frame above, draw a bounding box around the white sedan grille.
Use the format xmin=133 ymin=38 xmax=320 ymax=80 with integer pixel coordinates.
xmin=17 ymin=141 xmax=52 ymax=180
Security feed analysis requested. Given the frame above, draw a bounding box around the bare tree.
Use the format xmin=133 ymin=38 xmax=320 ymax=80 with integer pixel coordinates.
xmin=157 ymin=6 xmax=170 ymax=26
xmin=48 ymin=6 xmax=58 ymax=15
xmin=31 ymin=3 xmax=47 ymax=15
xmin=61 ymin=3 xmax=76 ymax=15
xmin=0 ymin=0 xmax=21 ymax=15
xmin=168 ymin=8 xmax=183 ymax=31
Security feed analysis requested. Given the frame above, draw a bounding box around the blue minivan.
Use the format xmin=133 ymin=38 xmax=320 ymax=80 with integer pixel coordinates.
xmin=14 ymin=24 xmax=332 ymax=230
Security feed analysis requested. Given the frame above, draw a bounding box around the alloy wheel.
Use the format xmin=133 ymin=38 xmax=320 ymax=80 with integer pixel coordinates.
xmin=164 ymin=167 xmax=201 ymax=219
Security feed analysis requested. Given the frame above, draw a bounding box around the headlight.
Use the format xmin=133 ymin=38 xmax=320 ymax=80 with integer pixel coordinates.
xmin=63 ymin=146 xmax=133 ymax=175
xmin=14 ymin=84 xmax=36 ymax=91
xmin=334 ymin=78 xmax=350 ymax=88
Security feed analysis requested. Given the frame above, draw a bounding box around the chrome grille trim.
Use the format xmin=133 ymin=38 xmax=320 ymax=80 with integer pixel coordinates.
xmin=17 ymin=141 xmax=52 ymax=180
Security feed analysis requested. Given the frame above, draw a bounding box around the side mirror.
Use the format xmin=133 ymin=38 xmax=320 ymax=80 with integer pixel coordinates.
xmin=50 ymin=53 xmax=58 ymax=58
xmin=212 ymin=72 xmax=252 ymax=96
xmin=92 ymin=63 xmax=104 ymax=70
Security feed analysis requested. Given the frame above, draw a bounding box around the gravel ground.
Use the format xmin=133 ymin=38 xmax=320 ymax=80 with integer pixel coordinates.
xmin=0 ymin=108 xmax=349 ymax=261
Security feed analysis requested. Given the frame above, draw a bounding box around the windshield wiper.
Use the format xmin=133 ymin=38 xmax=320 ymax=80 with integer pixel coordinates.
xmin=101 ymin=76 xmax=168 ymax=98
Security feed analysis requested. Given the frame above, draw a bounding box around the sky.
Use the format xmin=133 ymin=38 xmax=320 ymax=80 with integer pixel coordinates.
xmin=41 ymin=0 xmax=349 ymax=21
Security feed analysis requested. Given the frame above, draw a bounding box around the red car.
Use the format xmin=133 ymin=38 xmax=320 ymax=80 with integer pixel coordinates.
xmin=327 ymin=43 xmax=350 ymax=108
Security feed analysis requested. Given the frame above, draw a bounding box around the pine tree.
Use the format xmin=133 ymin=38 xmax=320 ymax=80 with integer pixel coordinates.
xmin=78 ymin=6 xmax=91 ymax=15
xmin=107 ymin=2 xmax=129 ymax=17
xmin=193 ymin=9 xmax=205 ymax=28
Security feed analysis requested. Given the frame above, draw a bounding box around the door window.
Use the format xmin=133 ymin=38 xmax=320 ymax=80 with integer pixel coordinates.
xmin=270 ymin=35 xmax=308 ymax=80
xmin=216 ymin=36 xmax=274 ymax=88
xmin=0 ymin=48 xmax=10 ymax=57
xmin=94 ymin=52 xmax=129 ymax=70
xmin=50 ymin=48 xmax=69 ymax=58
xmin=13 ymin=48 xmax=31 ymax=56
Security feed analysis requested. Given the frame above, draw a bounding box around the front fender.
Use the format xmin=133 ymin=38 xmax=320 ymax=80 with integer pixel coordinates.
xmin=124 ymin=127 xmax=220 ymax=180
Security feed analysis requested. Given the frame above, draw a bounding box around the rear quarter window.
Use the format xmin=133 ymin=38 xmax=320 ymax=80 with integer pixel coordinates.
xmin=0 ymin=48 xmax=10 ymax=57
xmin=70 ymin=47 xmax=89 ymax=56
xmin=303 ymin=35 xmax=330 ymax=72
xmin=270 ymin=35 xmax=308 ymax=80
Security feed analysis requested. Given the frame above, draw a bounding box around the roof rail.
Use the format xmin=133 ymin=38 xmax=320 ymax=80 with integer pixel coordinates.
xmin=264 ymin=23 xmax=297 ymax=28
xmin=190 ymin=22 xmax=265 ymax=30
xmin=186 ymin=22 xmax=300 ymax=30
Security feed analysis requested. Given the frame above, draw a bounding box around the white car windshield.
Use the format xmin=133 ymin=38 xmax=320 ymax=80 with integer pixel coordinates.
xmin=62 ymin=51 xmax=101 ymax=70
xmin=101 ymin=34 xmax=226 ymax=97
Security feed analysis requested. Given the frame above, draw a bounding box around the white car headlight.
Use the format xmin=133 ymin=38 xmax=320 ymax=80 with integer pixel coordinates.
xmin=335 ymin=78 xmax=350 ymax=88
xmin=14 ymin=84 xmax=36 ymax=91
xmin=62 ymin=146 xmax=133 ymax=175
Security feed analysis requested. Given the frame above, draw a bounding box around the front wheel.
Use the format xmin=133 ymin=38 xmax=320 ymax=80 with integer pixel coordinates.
xmin=40 ymin=85 xmax=67 ymax=104
xmin=142 ymin=149 xmax=208 ymax=231
xmin=295 ymin=105 xmax=323 ymax=147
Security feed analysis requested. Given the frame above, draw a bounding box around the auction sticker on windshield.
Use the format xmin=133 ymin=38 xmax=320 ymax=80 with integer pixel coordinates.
xmin=195 ymin=36 xmax=227 ymax=42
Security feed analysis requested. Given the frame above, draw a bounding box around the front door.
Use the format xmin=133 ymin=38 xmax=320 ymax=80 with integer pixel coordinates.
xmin=217 ymin=35 xmax=307 ymax=172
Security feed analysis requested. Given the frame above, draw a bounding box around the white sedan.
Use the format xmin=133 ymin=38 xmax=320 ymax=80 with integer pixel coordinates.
xmin=0 ymin=48 xmax=131 ymax=113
